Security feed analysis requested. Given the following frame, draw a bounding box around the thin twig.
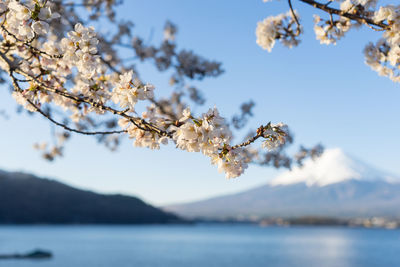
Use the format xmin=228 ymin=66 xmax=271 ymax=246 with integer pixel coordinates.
xmin=25 ymin=99 xmax=127 ymax=135
xmin=288 ymin=0 xmax=301 ymax=35
xmin=231 ymin=125 xmax=265 ymax=150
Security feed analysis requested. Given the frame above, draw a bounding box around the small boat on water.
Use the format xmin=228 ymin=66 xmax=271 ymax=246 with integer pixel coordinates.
xmin=0 ymin=249 xmax=52 ymax=259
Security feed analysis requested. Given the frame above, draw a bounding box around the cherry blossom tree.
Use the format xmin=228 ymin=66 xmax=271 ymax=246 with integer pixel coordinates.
xmin=0 ymin=0 xmax=328 ymax=179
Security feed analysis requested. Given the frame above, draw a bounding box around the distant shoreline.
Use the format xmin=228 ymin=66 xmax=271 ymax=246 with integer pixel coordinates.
xmin=193 ymin=216 xmax=400 ymax=229
xmin=0 ymin=220 xmax=398 ymax=230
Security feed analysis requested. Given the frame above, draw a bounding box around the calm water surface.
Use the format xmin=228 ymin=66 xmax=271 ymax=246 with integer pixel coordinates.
xmin=0 ymin=224 xmax=399 ymax=267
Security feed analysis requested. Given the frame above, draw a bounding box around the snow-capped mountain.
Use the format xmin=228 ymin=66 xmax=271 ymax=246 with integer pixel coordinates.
xmin=165 ymin=148 xmax=400 ymax=219
xmin=270 ymin=148 xmax=399 ymax=186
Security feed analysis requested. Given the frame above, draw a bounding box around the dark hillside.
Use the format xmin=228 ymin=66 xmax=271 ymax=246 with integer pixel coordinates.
xmin=0 ymin=170 xmax=181 ymax=224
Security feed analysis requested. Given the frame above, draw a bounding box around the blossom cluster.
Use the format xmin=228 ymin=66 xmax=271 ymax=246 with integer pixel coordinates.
xmin=364 ymin=5 xmax=400 ymax=82
xmin=117 ymin=103 xmax=170 ymax=150
xmin=112 ymin=70 xmax=155 ymax=112
xmin=3 ymin=0 xmax=59 ymax=40
xmin=312 ymin=0 xmax=375 ymax=45
xmin=60 ymin=23 xmax=100 ymax=79
xmin=262 ymin=123 xmax=289 ymax=150
xmin=173 ymin=107 xmax=246 ymax=178
xmin=256 ymin=11 xmax=301 ymax=52
xmin=313 ymin=14 xmax=352 ymax=45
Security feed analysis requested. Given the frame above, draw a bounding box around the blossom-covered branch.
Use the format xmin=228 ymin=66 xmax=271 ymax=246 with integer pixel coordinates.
xmin=257 ymin=0 xmax=400 ymax=82
xmin=0 ymin=0 xmax=322 ymax=178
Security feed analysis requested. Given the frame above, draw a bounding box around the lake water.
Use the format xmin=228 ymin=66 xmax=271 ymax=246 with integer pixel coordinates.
xmin=0 ymin=224 xmax=399 ymax=267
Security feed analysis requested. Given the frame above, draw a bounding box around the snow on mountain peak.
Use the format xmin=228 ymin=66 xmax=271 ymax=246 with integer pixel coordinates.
xmin=269 ymin=148 xmax=399 ymax=187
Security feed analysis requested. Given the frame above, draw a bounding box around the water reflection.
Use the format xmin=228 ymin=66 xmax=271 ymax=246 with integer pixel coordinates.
xmin=0 ymin=225 xmax=398 ymax=267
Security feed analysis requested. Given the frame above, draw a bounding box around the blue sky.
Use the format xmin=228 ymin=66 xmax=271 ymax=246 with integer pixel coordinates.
xmin=0 ymin=0 xmax=399 ymax=206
